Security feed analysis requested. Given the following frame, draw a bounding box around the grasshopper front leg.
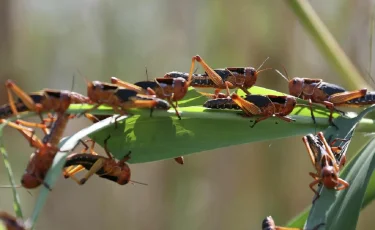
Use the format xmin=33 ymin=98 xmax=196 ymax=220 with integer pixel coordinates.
xmin=335 ymin=178 xmax=349 ymax=191
xmin=250 ymin=115 xmax=272 ymax=128
xmin=167 ymin=97 xmax=181 ymax=120
xmin=309 ymin=175 xmax=321 ymax=203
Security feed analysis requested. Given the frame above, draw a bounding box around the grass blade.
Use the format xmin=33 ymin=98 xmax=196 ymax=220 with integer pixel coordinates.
xmin=285 ymin=0 xmax=371 ymax=90
xmin=0 ymin=118 xmax=28 ymax=219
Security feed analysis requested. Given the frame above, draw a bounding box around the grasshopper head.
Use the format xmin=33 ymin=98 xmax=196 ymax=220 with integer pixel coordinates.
xmin=288 ymin=78 xmax=304 ymax=97
xmin=282 ymin=96 xmax=297 ymax=115
xmin=21 ymin=173 xmax=41 ymax=189
xmin=321 ymin=166 xmax=338 ymax=189
xmin=117 ymin=164 xmax=131 ymax=185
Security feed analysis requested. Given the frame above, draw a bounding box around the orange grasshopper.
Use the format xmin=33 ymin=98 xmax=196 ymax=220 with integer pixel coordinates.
xmin=7 ymin=111 xmax=71 ymax=189
xmin=110 ymin=76 xmax=191 ymax=120
xmin=203 ymin=93 xmax=297 ymax=128
xmin=0 ymin=82 xmax=90 ymax=189
xmin=2 ymin=80 xmax=90 ymax=133
xmin=275 ymin=69 xmax=368 ymax=126
xmin=164 ymin=55 xmax=271 ymax=98
xmin=63 ymin=136 xmax=132 ymax=185
xmin=63 ymin=135 xmax=148 ymax=186
xmin=84 ymin=80 xmax=170 ymax=121
xmin=302 ymin=132 xmax=349 ymax=202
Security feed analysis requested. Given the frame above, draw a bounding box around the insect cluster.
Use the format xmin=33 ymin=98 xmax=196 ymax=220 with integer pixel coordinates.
xmin=0 ymin=55 xmax=372 ymax=229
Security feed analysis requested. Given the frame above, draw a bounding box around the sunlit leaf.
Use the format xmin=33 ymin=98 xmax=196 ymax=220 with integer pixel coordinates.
xmin=81 ymin=87 xmax=337 ymax=163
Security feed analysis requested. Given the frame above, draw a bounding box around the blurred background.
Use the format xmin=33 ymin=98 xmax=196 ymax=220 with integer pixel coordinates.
xmin=0 ymin=0 xmax=375 ymax=229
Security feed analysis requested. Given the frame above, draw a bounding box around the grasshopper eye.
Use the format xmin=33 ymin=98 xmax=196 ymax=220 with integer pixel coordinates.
xmin=293 ymin=79 xmax=297 ymax=85
xmin=250 ymin=69 xmax=256 ymax=76
xmin=92 ymin=81 xmax=101 ymax=89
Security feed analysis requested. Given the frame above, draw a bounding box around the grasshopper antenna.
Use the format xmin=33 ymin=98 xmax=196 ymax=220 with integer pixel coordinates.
xmin=76 ymin=68 xmax=90 ymax=86
xmin=70 ymin=74 xmax=76 ymax=92
xmin=365 ymin=70 xmax=375 ymax=85
xmin=145 ymin=66 xmax=149 ymax=81
xmin=256 ymin=57 xmax=269 ymax=71
xmin=275 ymin=65 xmax=290 ymax=82
xmin=0 ymin=185 xmax=33 ymax=196
xmin=130 ymin=180 xmax=148 ymax=186
xmin=256 ymin=57 xmax=273 ymax=74
xmin=366 ymin=8 xmax=375 ymax=86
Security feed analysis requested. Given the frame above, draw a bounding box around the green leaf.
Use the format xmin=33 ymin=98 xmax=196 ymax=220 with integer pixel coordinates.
xmin=27 ymin=115 xmax=128 ymax=228
xmin=67 ymin=86 xmax=338 ymax=119
xmin=287 ymin=105 xmax=375 ymax=229
xmin=62 ymin=86 xmax=374 ymax=164
xmin=82 ymin=86 xmax=332 ymax=163
xmin=78 ymin=87 xmax=354 ymax=164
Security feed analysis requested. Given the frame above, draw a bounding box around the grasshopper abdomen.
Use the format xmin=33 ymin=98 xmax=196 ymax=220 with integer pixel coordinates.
xmin=203 ymin=97 xmax=239 ymax=109
xmin=346 ymin=92 xmax=375 ymax=106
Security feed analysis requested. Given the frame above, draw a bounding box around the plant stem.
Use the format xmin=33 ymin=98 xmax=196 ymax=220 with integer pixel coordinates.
xmin=285 ymin=0 xmax=372 ymax=90
xmin=0 ymin=115 xmax=33 ymax=218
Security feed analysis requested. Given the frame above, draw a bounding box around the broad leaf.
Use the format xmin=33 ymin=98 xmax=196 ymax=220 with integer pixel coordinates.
xmin=72 ymin=86 xmax=338 ymax=163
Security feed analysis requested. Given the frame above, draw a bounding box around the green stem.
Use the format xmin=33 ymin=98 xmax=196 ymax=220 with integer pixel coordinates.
xmin=0 ymin=114 xmax=37 ymax=218
xmin=285 ymin=0 xmax=371 ymax=90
